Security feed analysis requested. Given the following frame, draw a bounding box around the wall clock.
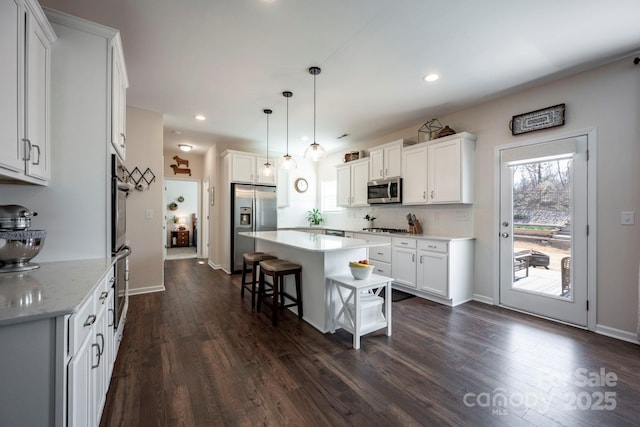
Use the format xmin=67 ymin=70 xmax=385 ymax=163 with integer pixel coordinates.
xmin=294 ymin=178 xmax=308 ymax=193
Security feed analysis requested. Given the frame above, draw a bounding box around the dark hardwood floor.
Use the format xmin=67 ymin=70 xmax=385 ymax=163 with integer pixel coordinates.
xmin=100 ymin=259 xmax=640 ymax=426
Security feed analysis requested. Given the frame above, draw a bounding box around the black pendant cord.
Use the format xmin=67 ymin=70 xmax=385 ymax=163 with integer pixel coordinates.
xmin=264 ymin=109 xmax=272 ymax=164
xmin=313 ymin=72 xmax=317 ymax=144
xmin=283 ymin=91 xmax=293 ymax=156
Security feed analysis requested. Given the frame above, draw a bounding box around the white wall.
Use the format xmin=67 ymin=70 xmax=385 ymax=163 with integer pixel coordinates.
xmin=276 ymin=158 xmax=319 ymax=227
xmin=316 ymin=55 xmax=640 ymax=337
xmin=126 ymin=107 xmax=164 ymax=293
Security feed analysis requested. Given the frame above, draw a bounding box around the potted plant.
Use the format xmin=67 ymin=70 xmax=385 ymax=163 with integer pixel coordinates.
xmin=172 ymin=215 xmax=179 ymax=231
xmin=306 ymin=208 xmax=324 ymax=226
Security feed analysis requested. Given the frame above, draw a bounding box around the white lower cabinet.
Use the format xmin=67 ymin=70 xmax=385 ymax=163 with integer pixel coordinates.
xmin=391 ymin=237 xmax=417 ymax=288
xmin=68 ymin=267 xmax=116 ymax=427
xmin=417 ymin=241 xmax=448 ymax=297
xmin=392 ymin=237 xmax=474 ymax=306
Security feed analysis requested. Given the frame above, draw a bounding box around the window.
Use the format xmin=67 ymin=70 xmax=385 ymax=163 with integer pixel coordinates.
xmin=321 ymin=180 xmax=341 ymax=212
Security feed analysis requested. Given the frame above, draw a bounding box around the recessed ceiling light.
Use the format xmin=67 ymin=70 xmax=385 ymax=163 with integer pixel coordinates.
xmin=424 ymin=73 xmax=439 ymax=82
xmin=194 ymin=114 xmax=206 ymax=121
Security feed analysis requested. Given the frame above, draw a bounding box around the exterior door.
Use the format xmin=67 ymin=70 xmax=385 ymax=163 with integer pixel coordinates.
xmin=499 ymin=136 xmax=588 ymax=326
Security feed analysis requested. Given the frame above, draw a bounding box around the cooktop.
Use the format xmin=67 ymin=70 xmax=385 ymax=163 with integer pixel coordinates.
xmin=362 ymin=227 xmax=408 ymax=234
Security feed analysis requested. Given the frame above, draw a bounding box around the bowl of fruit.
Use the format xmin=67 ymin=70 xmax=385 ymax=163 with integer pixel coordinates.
xmin=348 ymin=259 xmax=374 ymax=280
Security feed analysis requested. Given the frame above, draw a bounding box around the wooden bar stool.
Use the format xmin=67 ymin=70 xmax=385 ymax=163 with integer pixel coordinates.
xmin=257 ymin=259 xmax=303 ymax=326
xmin=241 ymin=252 xmax=277 ymax=307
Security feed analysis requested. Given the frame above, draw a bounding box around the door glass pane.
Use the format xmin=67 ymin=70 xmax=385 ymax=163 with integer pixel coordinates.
xmin=510 ymin=158 xmax=572 ymax=299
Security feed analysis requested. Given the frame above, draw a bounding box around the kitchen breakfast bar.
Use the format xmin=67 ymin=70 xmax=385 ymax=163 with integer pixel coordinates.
xmin=239 ymin=230 xmax=391 ymax=333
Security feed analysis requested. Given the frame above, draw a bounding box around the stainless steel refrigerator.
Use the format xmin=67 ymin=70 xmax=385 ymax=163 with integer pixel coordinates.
xmin=231 ymin=183 xmax=277 ymax=272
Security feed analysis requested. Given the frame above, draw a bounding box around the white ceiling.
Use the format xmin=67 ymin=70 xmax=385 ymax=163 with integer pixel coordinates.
xmin=40 ymin=0 xmax=640 ymax=156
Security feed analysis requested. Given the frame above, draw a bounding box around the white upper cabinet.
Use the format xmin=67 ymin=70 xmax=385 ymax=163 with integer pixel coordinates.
xmin=0 ymin=0 xmax=55 ymax=184
xmin=336 ymin=158 xmax=369 ymax=207
xmin=369 ymin=139 xmax=407 ymax=180
xmin=402 ymin=144 xmax=429 ymax=205
xmin=224 ymin=150 xmax=277 ymax=185
xmin=427 ymin=132 xmax=476 ymax=204
xmin=110 ymin=34 xmax=128 ymax=161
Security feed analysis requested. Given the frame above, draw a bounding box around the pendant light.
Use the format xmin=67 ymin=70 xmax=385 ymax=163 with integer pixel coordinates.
xmin=279 ymin=91 xmax=297 ymax=170
xmin=259 ymin=109 xmax=274 ymax=177
xmin=304 ymin=66 xmax=327 ymax=161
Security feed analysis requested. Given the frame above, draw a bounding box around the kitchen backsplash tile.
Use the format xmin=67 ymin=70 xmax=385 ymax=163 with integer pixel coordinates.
xmin=322 ymin=205 xmax=473 ymax=236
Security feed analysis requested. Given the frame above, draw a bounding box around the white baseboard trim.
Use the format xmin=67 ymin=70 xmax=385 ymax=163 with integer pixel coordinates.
xmin=128 ymin=284 xmax=165 ymax=296
xmin=473 ymin=294 xmax=494 ymax=305
xmin=207 ymin=260 xmax=228 ymax=273
xmin=595 ymin=324 xmax=639 ymax=345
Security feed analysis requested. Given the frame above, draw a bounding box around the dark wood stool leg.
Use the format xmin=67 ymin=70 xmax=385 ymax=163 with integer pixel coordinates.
xmin=272 ymin=272 xmax=279 ymax=326
xmin=257 ymin=269 xmax=265 ymax=312
xmin=250 ymin=260 xmax=259 ymax=308
xmin=280 ymin=275 xmax=285 ymax=310
xmin=295 ymin=271 xmax=303 ymax=319
xmin=241 ymin=260 xmax=248 ymax=298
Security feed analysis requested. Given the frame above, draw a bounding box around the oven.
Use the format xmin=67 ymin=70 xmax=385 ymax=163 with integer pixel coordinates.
xmin=367 ymin=177 xmax=402 ymax=204
xmin=111 ymin=154 xmax=131 ymax=329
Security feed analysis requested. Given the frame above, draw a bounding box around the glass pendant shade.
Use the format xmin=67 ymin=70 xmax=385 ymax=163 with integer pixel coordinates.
xmin=304 ymin=66 xmax=327 ymax=161
xmin=279 ymin=154 xmax=297 ymax=170
xmin=304 ymin=142 xmax=326 ymax=162
xmin=260 ymin=161 xmax=274 ymax=177
xmin=260 ymin=109 xmax=274 ymax=177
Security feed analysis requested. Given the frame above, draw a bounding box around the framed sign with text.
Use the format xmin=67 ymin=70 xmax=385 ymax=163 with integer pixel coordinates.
xmin=510 ymin=104 xmax=565 ymax=135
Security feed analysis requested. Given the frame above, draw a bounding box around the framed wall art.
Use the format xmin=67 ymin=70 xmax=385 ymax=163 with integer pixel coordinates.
xmin=510 ymin=104 xmax=565 ymax=135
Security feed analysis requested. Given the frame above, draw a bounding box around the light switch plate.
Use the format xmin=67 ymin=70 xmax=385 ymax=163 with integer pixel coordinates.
xmin=621 ymin=211 xmax=635 ymax=225
xmin=146 ymin=209 xmax=154 ymax=219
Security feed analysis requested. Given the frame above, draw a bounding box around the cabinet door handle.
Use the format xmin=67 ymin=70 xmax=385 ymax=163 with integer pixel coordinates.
xmin=96 ymin=332 xmax=105 ymax=355
xmin=32 ymin=144 xmax=41 ymax=165
xmin=91 ymin=343 xmax=101 ymax=369
xmin=379 ymin=169 xmax=383 ymax=177
xmin=412 ymin=254 xmax=415 ymax=262
xmin=430 ymin=190 xmax=434 ymax=199
xmin=22 ymin=139 xmax=32 ymax=161
xmin=401 ymin=242 xmax=408 ymax=245
xmin=428 ymin=245 xmax=437 ymax=249
xmin=420 ymin=255 xmax=423 ymax=264
xmin=385 ymin=168 xmax=388 ymax=176
xmin=376 ymin=252 xmax=384 ymax=255
xmin=423 ymin=191 xmax=426 ymax=200
xmin=84 ymin=314 xmax=96 ymax=327
xmin=108 ymin=308 xmax=115 ymax=327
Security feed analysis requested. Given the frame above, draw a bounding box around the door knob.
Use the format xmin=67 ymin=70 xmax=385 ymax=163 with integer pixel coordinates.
xmin=501 ymin=232 xmax=509 ymax=238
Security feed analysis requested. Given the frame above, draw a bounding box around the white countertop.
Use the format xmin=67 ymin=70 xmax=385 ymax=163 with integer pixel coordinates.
xmin=278 ymin=227 xmax=473 ymax=241
xmin=0 ymin=258 xmax=114 ymax=326
xmin=240 ymin=230 xmax=390 ymax=252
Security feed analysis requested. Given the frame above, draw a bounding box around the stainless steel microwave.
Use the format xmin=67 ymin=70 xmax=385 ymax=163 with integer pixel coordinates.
xmin=367 ymin=177 xmax=402 ymax=204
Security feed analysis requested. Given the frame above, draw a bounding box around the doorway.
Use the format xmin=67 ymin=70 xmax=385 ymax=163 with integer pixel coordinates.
xmin=498 ymin=135 xmax=590 ymax=327
xmin=165 ymin=179 xmax=200 ymax=260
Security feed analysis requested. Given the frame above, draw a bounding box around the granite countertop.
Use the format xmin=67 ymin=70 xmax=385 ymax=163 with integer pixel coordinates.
xmin=240 ymin=230 xmax=390 ymax=252
xmin=0 ymin=257 xmax=115 ymax=326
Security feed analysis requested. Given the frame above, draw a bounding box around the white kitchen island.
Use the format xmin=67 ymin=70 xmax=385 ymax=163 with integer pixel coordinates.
xmin=239 ymin=230 xmax=391 ymax=332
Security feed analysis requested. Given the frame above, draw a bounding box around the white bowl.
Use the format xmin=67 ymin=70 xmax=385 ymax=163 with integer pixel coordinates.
xmin=349 ymin=264 xmax=374 ymax=280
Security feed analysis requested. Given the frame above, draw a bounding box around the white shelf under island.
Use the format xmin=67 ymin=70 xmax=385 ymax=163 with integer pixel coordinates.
xmin=239 ymin=230 xmax=391 ymax=333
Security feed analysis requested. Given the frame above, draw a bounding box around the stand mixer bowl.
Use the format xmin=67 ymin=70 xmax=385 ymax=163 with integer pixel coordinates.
xmin=0 ymin=230 xmax=47 ymax=272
